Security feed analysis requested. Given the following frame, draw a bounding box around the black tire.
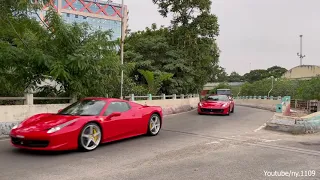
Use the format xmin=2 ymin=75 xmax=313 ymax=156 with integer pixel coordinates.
xmin=147 ymin=113 xmax=161 ymax=136
xmin=231 ymin=107 xmax=234 ymax=113
xmin=78 ymin=122 xmax=102 ymax=152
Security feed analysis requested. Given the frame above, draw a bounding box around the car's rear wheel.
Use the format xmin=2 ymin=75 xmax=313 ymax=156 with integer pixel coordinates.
xmin=231 ymin=106 xmax=234 ymax=113
xmin=147 ymin=114 xmax=161 ymax=136
xmin=78 ymin=122 xmax=102 ymax=152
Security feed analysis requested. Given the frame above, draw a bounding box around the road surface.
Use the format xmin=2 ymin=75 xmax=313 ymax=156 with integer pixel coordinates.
xmin=0 ymin=106 xmax=319 ymax=180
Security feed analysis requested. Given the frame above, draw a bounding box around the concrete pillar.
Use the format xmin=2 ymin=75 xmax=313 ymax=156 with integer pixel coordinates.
xmin=180 ymin=94 xmax=184 ymax=99
xmin=70 ymin=96 xmax=77 ymax=103
xmin=161 ymin=94 xmax=166 ymax=100
xmin=130 ymin=94 xmax=135 ymax=101
xmin=173 ymin=94 xmax=177 ymax=100
xmin=147 ymin=94 xmax=152 ymax=100
xmin=317 ymin=101 xmax=320 ymax=112
xmin=24 ymin=93 xmax=33 ymax=105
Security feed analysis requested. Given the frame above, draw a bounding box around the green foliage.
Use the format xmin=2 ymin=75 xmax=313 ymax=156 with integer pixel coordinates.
xmin=295 ymin=78 xmax=320 ymax=100
xmin=242 ymin=66 xmax=287 ymax=83
xmin=125 ymin=0 xmax=220 ymax=94
xmin=239 ymin=77 xmax=320 ymax=100
xmin=228 ymin=71 xmax=243 ymax=82
xmin=0 ymin=5 xmax=142 ymax=99
xmin=267 ymin=66 xmax=287 ymax=78
xmin=138 ymin=69 xmax=173 ymax=94
xmin=1 ymin=0 xmax=221 ymax=99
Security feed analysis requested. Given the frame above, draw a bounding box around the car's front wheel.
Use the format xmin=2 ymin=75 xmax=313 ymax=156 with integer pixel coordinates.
xmin=78 ymin=122 xmax=102 ymax=152
xmin=147 ymin=113 xmax=161 ymax=136
xmin=226 ymin=107 xmax=231 ymax=116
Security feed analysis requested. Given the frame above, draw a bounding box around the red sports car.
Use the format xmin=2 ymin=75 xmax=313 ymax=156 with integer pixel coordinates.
xmin=10 ymin=98 xmax=163 ymax=152
xmin=198 ymin=95 xmax=234 ymax=115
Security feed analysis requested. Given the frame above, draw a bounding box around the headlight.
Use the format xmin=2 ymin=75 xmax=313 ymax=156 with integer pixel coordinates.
xmin=199 ymin=102 xmax=203 ymax=106
xmin=222 ymin=103 xmax=228 ymax=107
xmin=11 ymin=123 xmax=21 ymax=130
xmin=47 ymin=119 xmax=78 ymax=134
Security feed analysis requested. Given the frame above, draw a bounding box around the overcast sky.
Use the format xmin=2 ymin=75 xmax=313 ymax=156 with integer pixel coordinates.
xmin=112 ymin=0 xmax=319 ymax=75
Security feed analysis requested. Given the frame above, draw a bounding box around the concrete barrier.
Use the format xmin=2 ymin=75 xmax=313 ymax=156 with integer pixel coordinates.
xmin=234 ymin=98 xmax=320 ymax=134
xmin=266 ymin=112 xmax=320 ymax=134
xmin=0 ymin=98 xmax=199 ymax=137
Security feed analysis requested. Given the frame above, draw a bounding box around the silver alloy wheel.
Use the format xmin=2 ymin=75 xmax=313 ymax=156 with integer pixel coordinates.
xmin=149 ymin=115 xmax=161 ymax=135
xmin=80 ymin=124 xmax=101 ymax=151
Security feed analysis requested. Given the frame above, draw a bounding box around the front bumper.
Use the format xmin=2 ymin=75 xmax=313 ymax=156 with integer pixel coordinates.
xmin=9 ymin=129 xmax=79 ymax=151
xmin=198 ymin=106 xmax=229 ymax=115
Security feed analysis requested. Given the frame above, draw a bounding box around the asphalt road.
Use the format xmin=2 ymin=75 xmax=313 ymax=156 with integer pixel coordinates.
xmin=0 ymin=106 xmax=320 ymax=180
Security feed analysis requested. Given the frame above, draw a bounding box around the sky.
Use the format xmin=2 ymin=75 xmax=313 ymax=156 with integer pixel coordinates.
xmin=112 ymin=0 xmax=320 ymax=75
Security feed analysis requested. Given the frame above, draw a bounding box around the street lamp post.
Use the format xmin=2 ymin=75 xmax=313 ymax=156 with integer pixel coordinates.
xmin=120 ymin=0 xmax=125 ymax=99
xmin=297 ymin=35 xmax=306 ymax=66
xmin=267 ymin=76 xmax=274 ymax=98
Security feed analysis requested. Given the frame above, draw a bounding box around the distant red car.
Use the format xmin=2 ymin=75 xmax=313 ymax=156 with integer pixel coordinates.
xmin=10 ymin=98 xmax=163 ymax=152
xmin=198 ymin=95 xmax=234 ymax=115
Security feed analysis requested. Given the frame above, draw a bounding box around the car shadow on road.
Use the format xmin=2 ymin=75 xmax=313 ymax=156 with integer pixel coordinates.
xmin=11 ymin=148 xmax=77 ymax=156
xmin=10 ymin=135 xmax=148 ymax=156
xmin=198 ymin=114 xmax=230 ymax=116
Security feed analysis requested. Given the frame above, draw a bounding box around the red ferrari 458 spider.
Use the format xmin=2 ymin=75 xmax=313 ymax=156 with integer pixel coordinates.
xmin=198 ymin=95 xmax=234 ymax=115
xmin=10 ymin=97 xmax=163 ymax=152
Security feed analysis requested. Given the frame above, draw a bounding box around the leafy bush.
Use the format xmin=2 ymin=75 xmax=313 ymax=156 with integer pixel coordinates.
xmin=239 ymin=77 xmax=320 ymax=100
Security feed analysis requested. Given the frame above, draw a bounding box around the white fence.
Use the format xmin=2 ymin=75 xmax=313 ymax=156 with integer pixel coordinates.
xmin=0 ymin=93 xmax=200 ymax=105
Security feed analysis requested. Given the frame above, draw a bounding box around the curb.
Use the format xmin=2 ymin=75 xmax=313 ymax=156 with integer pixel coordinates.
xmin=236 ymin=103 xmax=320 ymax=134
xmin=265 ymin=114 xmax=320 ymax=134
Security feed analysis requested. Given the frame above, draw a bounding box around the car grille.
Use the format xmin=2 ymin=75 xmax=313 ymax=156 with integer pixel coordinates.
xmin=201 ymin=108 xmax=224 ymax=113
xmin=11 ymin=137 xmax=49 ymax=148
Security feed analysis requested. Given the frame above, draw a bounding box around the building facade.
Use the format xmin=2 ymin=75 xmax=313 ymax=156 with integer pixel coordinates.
xmin=282 ymin=65 xmax=320 ymax=80
xmin=31 ymin=0 xmax=129 ymax=41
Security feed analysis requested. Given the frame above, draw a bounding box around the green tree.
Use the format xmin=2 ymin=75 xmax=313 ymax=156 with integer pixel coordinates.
xmin=295 ymin=78 xmax=320 ymax=100
xmin=138 ymin=69 xmax=173 ymax=94
xmin=210 ymin=66 xmax=228 ymax=82
xmin=228 ymin=71 xmax=243 ymax=82
xmin=243 ymin=69 xmax=269 ymax=83
xmin=0 ymin=5 xmax=137 ymax=99
xmin=267 ymin=66 xmax=287 ymax=78
xmin=152 ymin=0 xmax=220 ymax=93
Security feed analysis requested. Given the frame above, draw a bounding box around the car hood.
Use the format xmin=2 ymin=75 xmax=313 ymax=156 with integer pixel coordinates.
xmin=18 ymin=113 xmax=82 ymax=132
xmin=200 ymin=101 xmax=228 ymax=107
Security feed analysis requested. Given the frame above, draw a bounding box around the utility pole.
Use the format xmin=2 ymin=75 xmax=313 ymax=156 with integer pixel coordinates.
xmin=267 ymin=76 xmax=274 ymax=97
xmin=297 ymin=35 xmax=306 ymax=66
xmin=120 ymin=0 xmax=125 ymax=99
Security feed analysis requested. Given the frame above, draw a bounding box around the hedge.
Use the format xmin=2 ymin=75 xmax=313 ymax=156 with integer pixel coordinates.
xmin=239 ymin=77 xmax=320 ymax=100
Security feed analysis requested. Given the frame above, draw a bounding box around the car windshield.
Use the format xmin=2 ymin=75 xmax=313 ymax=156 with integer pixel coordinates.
xmin=206 ymin=95 xmax=229 ymax=102
xmin=58 ymin=99 xmax=106 ymax=116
